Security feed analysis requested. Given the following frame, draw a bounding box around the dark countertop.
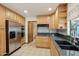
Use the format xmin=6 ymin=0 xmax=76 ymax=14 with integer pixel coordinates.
xmin=50 ymin=34 xmax=79 ymax=56
xmin=37 ymin=33 xmax=79 ymax=56
xmin=37 ymin=33 xmax=79 ymax=55
xmin=50 ymin=34 xmax=69 ymax=56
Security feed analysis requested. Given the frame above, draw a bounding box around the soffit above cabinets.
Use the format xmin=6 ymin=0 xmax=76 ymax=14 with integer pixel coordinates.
xmin=2 ymin=3 xmax=59 ymax=17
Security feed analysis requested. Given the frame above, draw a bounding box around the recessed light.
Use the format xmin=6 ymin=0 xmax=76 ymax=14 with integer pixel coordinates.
xmin=24 ymin=10 xmax=28 ymax=13
xmin=48 ymin=8 xmax=52 ymax=11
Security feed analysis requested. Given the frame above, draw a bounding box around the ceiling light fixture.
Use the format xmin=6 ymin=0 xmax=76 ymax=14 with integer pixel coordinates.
xmin=48 ymin=8 xmax=52 ymax=11
xmin=24 ymin=10 xmax=28 ymax=13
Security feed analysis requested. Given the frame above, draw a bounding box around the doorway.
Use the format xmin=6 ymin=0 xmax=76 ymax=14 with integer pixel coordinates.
xmin=28 ymin=21 xmax=37 ymax=43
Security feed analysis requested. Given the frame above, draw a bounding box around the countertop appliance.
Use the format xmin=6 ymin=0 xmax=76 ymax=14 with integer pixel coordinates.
xmin=5 ymin=20 xmax=21 ymax=54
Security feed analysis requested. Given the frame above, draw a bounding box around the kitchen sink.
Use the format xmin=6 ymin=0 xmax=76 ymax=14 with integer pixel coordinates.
xmin=55 ymin=40 xmax=71 ymax=45
xmin=55 ymin=40 xmax=79 ymax=51
xmin=59 ymin=45 xmax=79 ymax=51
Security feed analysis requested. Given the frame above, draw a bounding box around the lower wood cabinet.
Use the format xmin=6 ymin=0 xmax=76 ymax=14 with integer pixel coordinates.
xmin=50 ymin=38 xmax=59 ymax=56
xmin=35 ymin=36 xmax=50 ymax=48
xmin=21 ymin=38 xmax=25 ymax=46
xmin=0 ymin=28 xmax=6 ymax=55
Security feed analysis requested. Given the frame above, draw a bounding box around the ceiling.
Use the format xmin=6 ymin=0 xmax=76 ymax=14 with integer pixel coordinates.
xmin=2 ymin=3 xmax=59 ymax=17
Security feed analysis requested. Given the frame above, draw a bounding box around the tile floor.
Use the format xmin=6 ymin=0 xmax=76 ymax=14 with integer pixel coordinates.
xmin=11 ymin=40 xmax=51 ymax=56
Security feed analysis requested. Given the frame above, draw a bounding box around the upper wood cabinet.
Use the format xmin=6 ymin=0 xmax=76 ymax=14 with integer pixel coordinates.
xmin=49 ymin=14 xmax=55 ymax=29
xmin=54 ymin=8 xmax=59 ymax=29
xmin=49 ymin=8 xmax=59 ymax=29
xmin=6 ymin=8 xmax=16 ymax=21
xmin=16 ymin=14 xmax=20 ymax=23
xmin=37 ymin=15 xmax=50 ymax=24
xmin=21 ymin=17 xmax=25 ymax=25
xmin=0 ymin=5 xmax=6 ymax=28
xmin=6 ymin=8 xmax=25 ymax=26
xmin=16 ymin=14 xmax=25 ymax=25
xmin=58 ymin=4 xmax=67 ymax=29
xmin=49 ymin=4 xmax=67 ymax=29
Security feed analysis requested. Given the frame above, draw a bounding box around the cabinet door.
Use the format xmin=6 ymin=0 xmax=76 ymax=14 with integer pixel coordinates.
xmin=58 ymin=4 xmax=67 ymax=29
xmin=19 ymin=16 xmax=25 ymax=25
xmin=6 ymin=9 xmax=12 ymax=20
xmin=21 ymin=17 xmax=25 ymax=25
xmin=0 ymin=5 xmax=5 ymax=28
xmin=54 ymin=8 xmax=59 ymax=29
xmin=37 ymin=16 xmax=49 ymax=24
xmin=49 ymin=14 xmax=55 ymax=29
xmin=0 ymin=29 xmax=6 ymax=55
xmin=50 ymin=39 xmax=59 ymax=56
xmin=11 ymin=12 xmax=16 ymax=21
xmin=35 ymin=36 xmax=50 ymax=48
xmin=6 ymin=8 xmax=16 ymax=21
xmin=16 ymin=14 xmax=20 ymax=23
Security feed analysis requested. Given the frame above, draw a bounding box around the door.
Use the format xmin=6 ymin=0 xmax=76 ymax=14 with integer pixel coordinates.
xmin=15 ymin=27 xmax=21 ymax=49
xmin=28 ymin=21 xmax=33 ymax=43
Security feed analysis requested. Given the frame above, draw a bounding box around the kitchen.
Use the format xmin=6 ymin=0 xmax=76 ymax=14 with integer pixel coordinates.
xmin=0 ymin=3 xmax=79 ymax=56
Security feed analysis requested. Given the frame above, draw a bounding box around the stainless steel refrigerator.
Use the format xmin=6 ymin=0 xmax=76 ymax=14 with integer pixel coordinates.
xmin=5 ymin=20 xmax=21 ymax=54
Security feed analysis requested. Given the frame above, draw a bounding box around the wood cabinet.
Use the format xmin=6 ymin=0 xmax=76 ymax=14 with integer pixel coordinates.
xmin=37 ymin=15 xmax=50 ymax=24
xmin=50 ymin=37 xmax=59 ymax=56
xmin=0 ymin=4 xmax=25 ymax=55
xmin=35 ymin=36 xmax=50 ymax=48
xmin=57 ymin=4 xmax=67 ymax=29
xmin=49 ymin=4 xmax=67 ymax=30
xmin=0 ymin=5 xmax=6 ymax=28
xmin=16 ymin=14 xmax=25 ymax=25
xmin=6 ymin=8 xmax=25 ymax=25
xmin=0 ymin=28 xmax=6 ymax=55
xmin=21 ymin=38 xmax=25 ymax=46
xmin=6 ymin=8 xmax=16 ymax=21
xmin=49 ymin=8 xmax=59 ymax=29
xmin=20 ymin=16 xmax=25 ymax=25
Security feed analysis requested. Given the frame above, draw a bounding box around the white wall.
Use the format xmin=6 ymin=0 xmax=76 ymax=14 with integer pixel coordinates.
xmin=25 ymin=16 xmax=37 ymax=43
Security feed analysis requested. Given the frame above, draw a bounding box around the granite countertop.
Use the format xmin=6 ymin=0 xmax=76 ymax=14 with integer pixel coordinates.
xmin=50 ymin=35 xmax=68 ymax=56
xmin=50 ymin=34 xmax=79 ymax=56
